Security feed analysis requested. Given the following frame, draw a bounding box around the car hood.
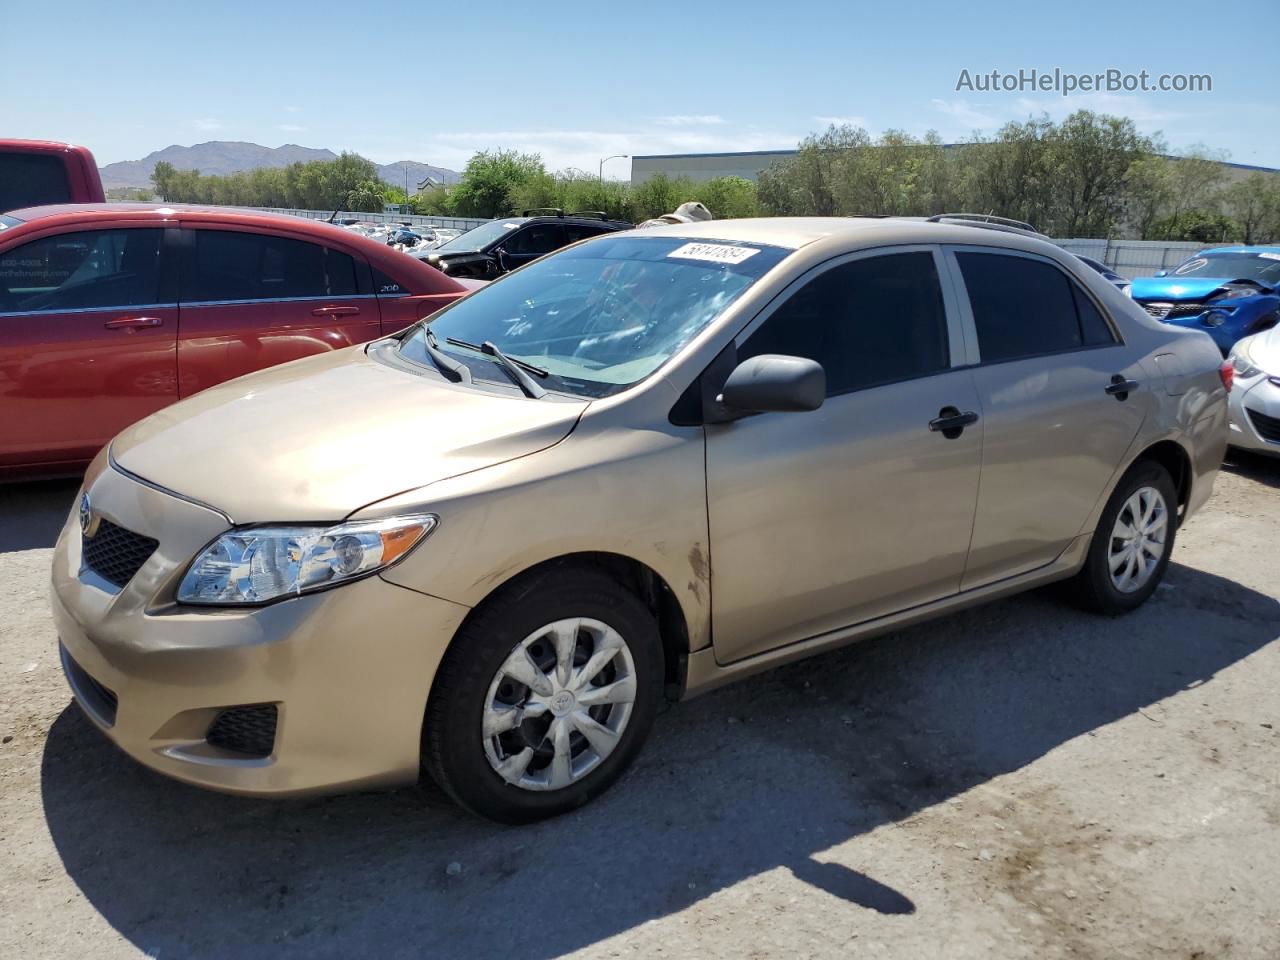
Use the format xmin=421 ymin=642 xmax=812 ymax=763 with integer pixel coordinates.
xmin=1130 ymin=276 xmax=1250 ymax=301
xmin=110 ymin=344 xmax=587 ymax=523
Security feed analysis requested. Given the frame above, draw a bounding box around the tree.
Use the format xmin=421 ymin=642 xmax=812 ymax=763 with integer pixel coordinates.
xmin=693 ymin=177 xmax=760 ymax=219
xmin=450 ymin=150 xmax=546 ymax=218
xmin=1123 ymin=156 xmax=1175 ymax=239
xmin=1046 ymin=111 xmax=1153 ymax=236
xmin=151 ymin=161 xmax=177 ymax=200
xmin=345 ymin=180 xmax=386 ymax=213
xmin=1223 ymin=173 xmax=1280 ymax=244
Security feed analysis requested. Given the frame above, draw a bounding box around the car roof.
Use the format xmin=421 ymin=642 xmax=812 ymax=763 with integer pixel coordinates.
xmin=630 ymin=216 xmax=1063 ymax=253
xmin=1 ymin=202 xmax=467 ymax=293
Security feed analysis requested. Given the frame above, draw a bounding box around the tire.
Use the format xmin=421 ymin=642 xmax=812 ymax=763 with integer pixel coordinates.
xmin=1070 ymin=459 xmax=1178 ymax=615
xmin=423 ymin=566 xmax=663 ymax=823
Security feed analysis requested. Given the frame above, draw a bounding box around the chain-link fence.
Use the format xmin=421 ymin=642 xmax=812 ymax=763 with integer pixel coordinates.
xmin=252 ymin=207 xmax=490 ymax=231
xmin=1053 ymin=238 xmax=1239 ymax=279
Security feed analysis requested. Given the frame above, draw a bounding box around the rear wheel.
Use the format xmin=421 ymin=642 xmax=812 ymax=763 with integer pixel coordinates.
xmin=423 ymin=568 xmax=662 ymax=823
xmin=1070 ymin=460 xmax=1178 ymax=615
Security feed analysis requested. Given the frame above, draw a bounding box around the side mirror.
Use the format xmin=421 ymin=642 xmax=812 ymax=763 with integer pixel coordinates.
xmin=493 ymin=246 xmax=509 ymax=272
xmin=717 ymin=354 xmax=825 ymax=415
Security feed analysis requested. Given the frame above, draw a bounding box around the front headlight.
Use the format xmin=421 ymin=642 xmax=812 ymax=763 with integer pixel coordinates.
xmin=1214 ymin=284 xmax=1259 ymax=302
xmin=177 ymin=515 xmax=437 ymax=605
xmin=1229 ymin=342 xmax=1263 ymax=379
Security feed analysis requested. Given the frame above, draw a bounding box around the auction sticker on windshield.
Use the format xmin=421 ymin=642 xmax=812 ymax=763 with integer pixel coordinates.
xmin=667 ymin=242 xmax=760 ymax=265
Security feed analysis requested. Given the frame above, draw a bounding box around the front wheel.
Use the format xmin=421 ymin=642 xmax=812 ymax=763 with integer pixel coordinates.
xmin=1070 ymin=460 xmax=1178 ymax=615
xmin=423 ymin=568 xmax=663 ymax=823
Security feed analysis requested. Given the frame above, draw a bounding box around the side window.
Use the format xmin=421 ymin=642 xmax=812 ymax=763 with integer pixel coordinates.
xmin=956 ymin=252 xmax=1114 ymax=363
xmin=738 ymin=251 xmax=950 ymax=396
xmin=185 ymin=230 xmax=358 ymax=302
xmin=373 ymin=268 xmax=405 ymax=296
xmin=505 ymin=224 xmax=566 ymax=257
xmin=0 ymin=228 xmax=162 ymax=313
xmin=1073 ymin=284 xmax=1117 ymax=346
xmin=563 ymin=224 xmax=609 ymax=244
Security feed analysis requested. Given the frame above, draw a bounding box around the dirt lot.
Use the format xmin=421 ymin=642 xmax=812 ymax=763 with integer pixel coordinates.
xmin=1 ymin=455 xmax=1277 ymax=960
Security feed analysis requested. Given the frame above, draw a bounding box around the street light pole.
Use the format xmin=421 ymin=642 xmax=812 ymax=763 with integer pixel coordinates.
xmin=598 ymin=154 xmax=628 ymax=182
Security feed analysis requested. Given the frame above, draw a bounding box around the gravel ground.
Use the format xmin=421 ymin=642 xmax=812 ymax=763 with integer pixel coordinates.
xmin=1 ymin=455 xmax=1277 ymax=959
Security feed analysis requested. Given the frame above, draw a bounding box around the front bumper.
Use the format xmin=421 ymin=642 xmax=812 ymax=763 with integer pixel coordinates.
xmin=1227 ymin=374 xmax=1280 ymax=457
xmin=50 ymin=462 xmax=470 ymax=796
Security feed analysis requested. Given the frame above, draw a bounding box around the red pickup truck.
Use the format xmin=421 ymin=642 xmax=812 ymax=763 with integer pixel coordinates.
xmin=1 ymin=139 xmax=106 ymax=212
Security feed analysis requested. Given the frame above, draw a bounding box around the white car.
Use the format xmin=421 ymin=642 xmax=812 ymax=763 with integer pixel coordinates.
xmin=1227 ymin=325 xmax=1280 ymax=455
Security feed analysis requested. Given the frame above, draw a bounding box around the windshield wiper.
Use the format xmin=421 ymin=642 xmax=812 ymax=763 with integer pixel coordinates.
xmin=445 ymin=337 xmax=548 ymax=399
xmin=422 ymin=327 xmax=472 ymax=384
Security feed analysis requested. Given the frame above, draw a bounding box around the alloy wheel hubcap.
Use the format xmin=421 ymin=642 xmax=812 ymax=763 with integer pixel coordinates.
xmin=1108 ymin=485 xmax=1168 ymax=594
xmin=482 ymin=617 xmax=637 ymax=792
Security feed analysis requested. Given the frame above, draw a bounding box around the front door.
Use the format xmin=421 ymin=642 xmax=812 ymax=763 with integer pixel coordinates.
xmin=705 ymin=248 xmax=983 ymax=664
xmin=0 ymin=226 xmax=177 ymax=468
xmin=946 ymin=248 xmax=1149 ymax=589
xmin=176 ymin=227 xmax=379 ymax=395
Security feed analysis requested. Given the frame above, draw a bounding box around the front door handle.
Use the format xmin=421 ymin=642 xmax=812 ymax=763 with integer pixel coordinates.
xmin=311 ymin=305 xmax=361 ymax=317
xmin=1105 ymin=375 xmax=1140 ymax=400
xmin=928 ymin=407 xmax=980 ymax=439
xmin=103 ymin=315 xmax=163 ymax=331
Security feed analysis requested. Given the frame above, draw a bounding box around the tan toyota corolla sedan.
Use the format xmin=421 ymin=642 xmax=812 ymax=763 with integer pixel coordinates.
xmin=51 ymin=217 xmax=1230 ymax=822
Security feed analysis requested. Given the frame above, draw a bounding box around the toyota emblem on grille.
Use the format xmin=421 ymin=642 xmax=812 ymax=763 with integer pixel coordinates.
xmin=79 ymin=493 xmax=98 ymax=538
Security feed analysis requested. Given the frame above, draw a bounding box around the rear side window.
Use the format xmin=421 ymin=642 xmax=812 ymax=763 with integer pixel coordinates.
xmin=957 ymin=252 xmax=1115 ymax=363
xmin=563 ymin=223 xmax=611 ymax=244
xmin=0 ymin=228 xmax=163 ymax=313
xmin=184 ymin=230 xmax=359 ymax=302
xmin=0 ymin=152 xmax=72 ymax=211
xmin=505 ymin=224 xmax=566 ymax=256
xmin=739 ymin=251 xmax=950 ymax=396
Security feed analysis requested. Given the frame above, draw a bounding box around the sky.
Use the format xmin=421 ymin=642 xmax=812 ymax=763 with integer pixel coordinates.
xmin=3 ymin=0 xmax=1278 ymax=175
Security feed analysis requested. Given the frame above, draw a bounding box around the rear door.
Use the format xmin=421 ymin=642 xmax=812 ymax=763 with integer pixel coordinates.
xmin=946 ymin=247 xmax=1149 ymax=589
xmin=0 ymin=225 xmax=177 ymax=468
xmin=176 ymin=226 xmax=380 ymax=394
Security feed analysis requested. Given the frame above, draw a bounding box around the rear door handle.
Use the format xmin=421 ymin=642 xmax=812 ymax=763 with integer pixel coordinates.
xmin=928 ymin=407 xmax=980 ymax=438
xmin=1105 ymin=375 xmax=1140 ymax=399
xmin=103 ymin=316 xmax=163 ymax=331
xmin=311 ymin=305 xmax=361 ymax=317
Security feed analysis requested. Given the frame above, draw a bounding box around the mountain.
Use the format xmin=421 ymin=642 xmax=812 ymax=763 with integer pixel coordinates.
xmin=98 ymin=141 xmax=459 ymax=191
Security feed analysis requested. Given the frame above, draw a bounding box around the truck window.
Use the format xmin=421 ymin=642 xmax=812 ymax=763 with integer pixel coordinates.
xmin=0 ymin=152 xmax=73 ymax=212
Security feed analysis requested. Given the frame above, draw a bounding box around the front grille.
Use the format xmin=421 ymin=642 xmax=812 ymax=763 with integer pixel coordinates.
xmin=206 ymin=705 xmax=278 ymax=758
xmin=82 ymin=519 xmax=159 ymax=589
xmin=60 ymin=644 xmax=118 ymax=726
xmin=1246 ymin=407 xmax=1280 ymax=444
xmin=1140 ymin=300 xmax=1206 ymax=321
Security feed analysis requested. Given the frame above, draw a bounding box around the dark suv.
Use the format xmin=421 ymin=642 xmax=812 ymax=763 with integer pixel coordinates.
xmin=424 ymin=209 xmax=631 ymax=279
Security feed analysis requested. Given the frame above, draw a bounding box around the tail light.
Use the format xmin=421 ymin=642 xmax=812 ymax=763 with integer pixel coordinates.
xmin=1219 ymin=360 xmax=1234 ymax=393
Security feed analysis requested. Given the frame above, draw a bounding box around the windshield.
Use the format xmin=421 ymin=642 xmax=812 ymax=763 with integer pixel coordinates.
xmin=434 ymin=219 xmax=522 ymax=254
xmin=1171 ymin=251 xmax=1280 ymax=284
xmin=399 ymin=234 xmax=789 ymax=397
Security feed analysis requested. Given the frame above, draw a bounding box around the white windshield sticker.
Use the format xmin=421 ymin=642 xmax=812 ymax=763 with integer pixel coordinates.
xmin=666 ymin=242 xmax=760 ymax=265
xmin=1258 ymin=252 xmax=1280 ymax=261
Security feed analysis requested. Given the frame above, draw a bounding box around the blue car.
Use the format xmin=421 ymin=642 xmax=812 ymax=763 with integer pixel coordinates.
xmin=1129 ymin=247 xmax=1280 ymax=355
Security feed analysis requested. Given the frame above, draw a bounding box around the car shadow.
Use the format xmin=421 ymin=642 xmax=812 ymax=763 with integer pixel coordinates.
xmin=41 ymin=562 xmax=1279 ymax=959
xmin=1222 ymin=448 xmax=1280 ymax=489
xmin=0 ymin=478 xmax=80 ymax=553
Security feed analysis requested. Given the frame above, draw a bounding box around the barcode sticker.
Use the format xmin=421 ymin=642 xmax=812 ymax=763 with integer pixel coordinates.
xmin=666 ymin=242 xmax=760 ymax=265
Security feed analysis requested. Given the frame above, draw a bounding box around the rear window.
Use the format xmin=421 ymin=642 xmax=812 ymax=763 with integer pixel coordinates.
xmin=0 ymin=152 xmax=73 ymax=212
xmin=184 ymin=230 xmax=358 ymax=302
